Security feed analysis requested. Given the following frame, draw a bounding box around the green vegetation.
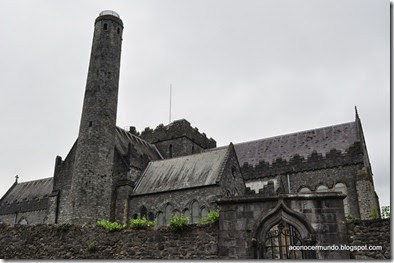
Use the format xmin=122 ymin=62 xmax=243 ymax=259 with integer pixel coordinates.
xmin=96 ymin=219 xmax=125 ymax=232
xmin=87 ymin=242 xmax=97 ymax=252
xmin=57 ymin=222 xmax=72 ymax=232
xmin=169 ymin=215 xmax=189 ymax=231
xmin=381 ymin=206 xmax=390 ymax=219
xmin=198 ymin=210 xmax=219 ymax=224
xmin=130 ymin=216 xmax=156 ymax=230
xmin=345 ymin=214 xmax=359 ymax=221
xmin=371 ymin=208 xmax=379 ymax=219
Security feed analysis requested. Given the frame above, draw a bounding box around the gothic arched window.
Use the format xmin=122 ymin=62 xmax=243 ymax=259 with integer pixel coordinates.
xmin=183 ymin=208 xmax=190 ymax=220
xmin=298 ymin=187 xmax=312 ymax=193
xmin=173 ymin=209 xmax=180 ymax=217
xmin=156 ymin=211 xmax=164 ymax=226
xmin=191 ymin=201 xmax=199 ymax=223
xmin=140 ymin=206 xmax=148 ymax=218
xmin=148 ymin=212 xmax=155 ymax=221
xmin=316 ymin=185 xmax=329 ymax=192
xmin=201 ymin=207 xmax=208 ymax=218
xmin=165 ymin=204 xmax=173 ymax=224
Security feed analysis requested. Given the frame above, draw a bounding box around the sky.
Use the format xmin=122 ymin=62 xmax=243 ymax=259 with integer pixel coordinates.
xmin=0 ymin=0 xmax=390 ymax=207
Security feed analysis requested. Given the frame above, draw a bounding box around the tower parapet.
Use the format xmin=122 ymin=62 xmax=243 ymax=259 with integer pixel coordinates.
xmin=141 ymin=119 xmax=216 ymax=149
xmin=140 ymin=119 xmax=216 ymax=158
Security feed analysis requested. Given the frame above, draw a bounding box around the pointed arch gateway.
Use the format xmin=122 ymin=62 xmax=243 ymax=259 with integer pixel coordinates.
xmin=253 ymin=200 xmax=317 ymax=259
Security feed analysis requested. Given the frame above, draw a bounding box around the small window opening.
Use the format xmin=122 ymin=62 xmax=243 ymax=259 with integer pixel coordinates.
xmin=231 ymin=166 xmax=236 ymax=178
xmin=88 ymin=121 xmax=93 ymax=127
xmin=191 ymin=145 xmax=195 ymax=154
xmin=169 ymin=144 xmax=173 ymax=158
xmin=103 ymin=23 xmax=108 ymax=30
xmin=117 ymin=27 xmax=120 ymax=34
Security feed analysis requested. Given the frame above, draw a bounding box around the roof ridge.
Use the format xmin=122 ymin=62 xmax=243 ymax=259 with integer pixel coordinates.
xmin=116 ymin=126 xmax=155 ymax=147
xmin=215 ymin=144 xmax=233 ymax=183
xmin=149 ymin=147 xmax=228 ymax=163
xmin=16 ymin=177 xmax=53 ymax=185
xmin=233 ymin=121 xmax=356 ymax=146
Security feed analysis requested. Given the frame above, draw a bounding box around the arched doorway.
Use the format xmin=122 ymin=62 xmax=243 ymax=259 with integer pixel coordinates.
xmin=263 ymin=220 xmax=304 ymax=259
xmin=254 ymin=200 xmax=316 ymax=259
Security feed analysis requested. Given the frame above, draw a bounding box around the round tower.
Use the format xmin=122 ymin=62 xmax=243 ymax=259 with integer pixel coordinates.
xmin=69 ymin=11 xmax=123 ymax=223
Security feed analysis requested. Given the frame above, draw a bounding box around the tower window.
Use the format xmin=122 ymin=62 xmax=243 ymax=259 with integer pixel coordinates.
xmin=117 ymin=27 xmax=120 ymax=34
xmin=191 ymin=145 xmax=195 ymax=154
xmin=88 ymin=121 xmax=93 ymax=127
xmin=169 ymin=144 xmax=173 ymax=158
xmin=103 ymin=23 xmax=108 ymax=30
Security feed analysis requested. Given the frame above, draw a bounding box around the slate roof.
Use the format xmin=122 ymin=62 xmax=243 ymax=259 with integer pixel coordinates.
xmin=115 ymin=127 xmax=163 ymax=160
xmin=0 ymin=177 xmax=53 ymax=205
xmin=133 ymin=147 xmax=229 ymax=195
xmin=234 ymin=121 xmax=359 ymax=167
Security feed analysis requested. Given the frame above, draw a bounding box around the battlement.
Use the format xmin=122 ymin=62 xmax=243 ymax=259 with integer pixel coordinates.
xmin=241 ymin=142 xmax=364 ymax=180
xmin=140 ymin=119 xmax=216 ymax=149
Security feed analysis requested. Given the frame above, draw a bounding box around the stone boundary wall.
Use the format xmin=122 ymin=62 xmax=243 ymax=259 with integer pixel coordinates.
xmin=0 ymin=224 xmax=218 ymax=259
xmin=347 ymin=219 xmax=390 ymax=259
xmin=0 ymin=219 xmax=390 ymax=259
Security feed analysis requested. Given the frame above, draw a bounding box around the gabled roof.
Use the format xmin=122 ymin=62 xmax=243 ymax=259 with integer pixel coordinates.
xmin=115 ymin=127 xmax=163 ymax=160
xmin=133 ymin=147 xmax=229 ymax=195
xmin=0 ymin=177 xmax=53 ymax=205
xmin=234 ymin=121 xmax=359 ymax=167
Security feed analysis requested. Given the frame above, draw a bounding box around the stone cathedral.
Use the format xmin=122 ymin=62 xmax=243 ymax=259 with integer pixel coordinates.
xmin=0 ymin=11 xmax=381 ymax=259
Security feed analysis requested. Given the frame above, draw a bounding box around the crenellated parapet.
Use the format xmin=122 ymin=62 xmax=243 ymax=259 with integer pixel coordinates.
xmin=242 ymin=142 xmax=364 ymax=180
xmin=140 ymin=119 xmax=216 ymax=149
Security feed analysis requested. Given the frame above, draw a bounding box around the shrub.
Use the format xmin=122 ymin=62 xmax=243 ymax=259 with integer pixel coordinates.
xmin=130 ymin=216 xmax=156 ymax=230
xmin=198 ymin=210 xmax=219 ymax=224
xmin=96 ymin=219 xmax=125 ymax=232
xmin=371 ymin=208 xmax=379 ymax=219
xmin=87 ymin=242 xmax=97 ymax=252
xmin=345 ymin=214 xmax=359 ymax=221
xmin=381 ymin=206 xmax=390 ymax=219
xmin=170 ymin=215 xmax=189 ymax=231
xmin=57 ymin=222 xmax=72 ymax=232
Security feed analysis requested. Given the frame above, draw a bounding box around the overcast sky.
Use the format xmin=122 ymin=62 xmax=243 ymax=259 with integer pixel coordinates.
xmin=0 ymin=0 xmax=390 ymax=207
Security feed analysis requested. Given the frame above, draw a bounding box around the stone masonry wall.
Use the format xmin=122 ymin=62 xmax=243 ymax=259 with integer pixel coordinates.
xmin=153 ymin=137 xmax=204 ymax=159
xmin=51 ymin=141 xmax=76 ymax=224
xmin=0 ymin=209 xmax=48 ymax=225
xmin=0 ymin=223 xmax=218 ymax=259
xmin=347 ymin=219 xmax=390 ymax=259
xmin=0 ymin=218 xmax=390 ymax=259
xmin=130 ymin=185 xmax=221 ymax=225
xmin=217 ymin=193 xmax=349 ymax=259
xmin=288 ymin=165 xmax=362 ymax=218
xmin=141 ymin=119 xmax=216 ymax=146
